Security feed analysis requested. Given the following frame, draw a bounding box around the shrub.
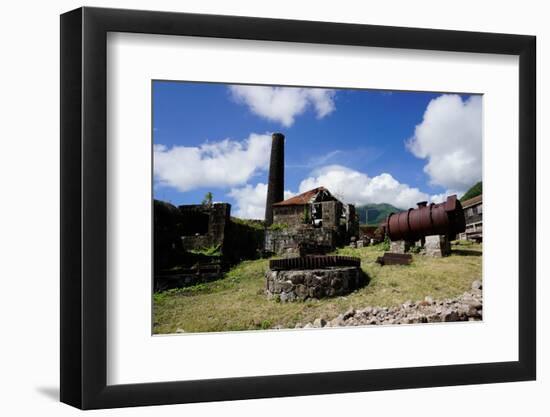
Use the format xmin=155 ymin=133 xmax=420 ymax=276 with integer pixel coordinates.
xmin=189 ymin=244 xmax=222 ymax=257
xmin=260 ymin=320 xmax=272 ymax=330
xmin=302 ymin=206 xmax=310 ymax=224
xmin=409 ymin=245 xmax=422 ymax=254
xmin=269 ymin=222 xmax=289 ymax=231
xmin=381 ymin=234 xmax=391 ymax=251
xmin=230 ymin=217 xmax=265 ymax=230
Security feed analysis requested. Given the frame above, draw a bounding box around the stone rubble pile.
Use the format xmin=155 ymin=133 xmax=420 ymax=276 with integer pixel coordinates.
xmin=296 ymin=280 xmax=482 ymax=329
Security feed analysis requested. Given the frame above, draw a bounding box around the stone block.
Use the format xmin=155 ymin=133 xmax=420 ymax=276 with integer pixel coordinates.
xmin=424 ymin=235 xmax=451 ymax=257
xmin=390 ymin=240 xmax=411 ymax=254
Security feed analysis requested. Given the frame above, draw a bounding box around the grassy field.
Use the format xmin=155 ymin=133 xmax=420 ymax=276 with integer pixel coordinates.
xmin=153 ymin=241 xmax=482 ymax=334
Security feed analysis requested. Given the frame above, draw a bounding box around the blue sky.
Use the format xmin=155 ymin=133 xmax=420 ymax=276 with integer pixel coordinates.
xmin=153 ymin=81 xmax=482 ymax=219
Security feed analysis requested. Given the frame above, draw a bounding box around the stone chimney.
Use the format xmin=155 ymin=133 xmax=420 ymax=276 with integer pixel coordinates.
xmin=265 ymin=133 xmax=285 ymax=226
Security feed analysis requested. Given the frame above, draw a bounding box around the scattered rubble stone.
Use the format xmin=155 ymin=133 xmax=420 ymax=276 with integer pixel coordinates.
xmin=299 ymin=287 xmax=482 ymax=329
xmin=313 ymin=318 xmax=327 ymax=328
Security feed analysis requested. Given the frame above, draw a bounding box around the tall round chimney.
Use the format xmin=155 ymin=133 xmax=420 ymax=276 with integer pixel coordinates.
xmin=265 ymin=133 xmax=285 ymax=226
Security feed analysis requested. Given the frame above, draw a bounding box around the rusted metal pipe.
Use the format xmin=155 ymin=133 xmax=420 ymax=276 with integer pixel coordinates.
xmin=383 ymin=195 xmax=466 ymax=241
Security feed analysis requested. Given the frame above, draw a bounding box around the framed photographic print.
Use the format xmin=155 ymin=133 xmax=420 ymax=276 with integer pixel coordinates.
xmin=60 ymin=6 xmax=536 ymax=410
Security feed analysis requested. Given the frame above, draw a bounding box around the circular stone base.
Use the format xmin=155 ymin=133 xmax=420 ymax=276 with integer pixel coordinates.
xmin=265 ymin=266 xmax=365 ymax=302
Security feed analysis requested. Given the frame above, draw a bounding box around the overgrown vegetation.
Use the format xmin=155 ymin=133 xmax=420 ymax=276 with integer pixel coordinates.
xmin=153 ymin=242 xmax=482 ymax=334
xmin=201 ymin=191 xmax=213 ymax=206
xmin=380 ymin=234 xmax=391 ymax=251
xmin=460 ymin=181 xmax=482 ymax=202
xmin=230 ymin=217 xmax=265 ymax=230
xmin=409 ymin=245 xmax=422 ymax=254
xmin=188 ymin=244 xmax=222 ymax=257
xmin=268 ymin=222 xmax=289 ymax=231
xmin=302 ymin=206 xmax=310 ymax=224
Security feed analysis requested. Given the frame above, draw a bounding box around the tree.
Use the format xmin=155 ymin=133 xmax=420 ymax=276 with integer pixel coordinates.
xmin=202 ymin=192 xmax=213 ymax=207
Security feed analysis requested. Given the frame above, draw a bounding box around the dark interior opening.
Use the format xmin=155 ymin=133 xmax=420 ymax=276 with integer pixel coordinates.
xmin=181 ymin=211 xmax=210 ymax=236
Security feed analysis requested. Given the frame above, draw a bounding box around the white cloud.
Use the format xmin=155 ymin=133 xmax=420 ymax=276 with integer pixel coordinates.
xmin=154 ymin=133 xmax=271 ymax=192
xmin=429 ymin=190 xmax=461 ymax=204
xmin=229 ymin=168 xmax=458 ymax=219
xmin=228 ymin=183 xmax=294 ymax=219
xmin=407 ymin=94 xmax=482 ymax=193
xmin=298 ymin=165 xmax=430 ymax=209
xmin=229 ymin=85 xmax=335 ymax=126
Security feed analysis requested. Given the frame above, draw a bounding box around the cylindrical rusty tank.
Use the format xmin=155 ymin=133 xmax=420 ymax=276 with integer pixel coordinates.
xmin=383 ymin=195 xmax=466 ymax=242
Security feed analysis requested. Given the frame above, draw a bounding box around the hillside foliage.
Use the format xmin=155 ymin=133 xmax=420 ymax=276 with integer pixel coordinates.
xmin=460 ymin=181 xmax=482 ymax=202
xmin=356 ymin=203 xmax=403 ymax=225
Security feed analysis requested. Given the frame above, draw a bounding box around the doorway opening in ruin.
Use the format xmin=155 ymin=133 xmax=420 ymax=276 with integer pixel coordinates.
xmin=312 ymin=203 xmax=323 ymax=227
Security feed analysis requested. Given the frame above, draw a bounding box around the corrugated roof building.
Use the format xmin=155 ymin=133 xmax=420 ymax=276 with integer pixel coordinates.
xmin=459 ymin=194 xmax=482 ymax=242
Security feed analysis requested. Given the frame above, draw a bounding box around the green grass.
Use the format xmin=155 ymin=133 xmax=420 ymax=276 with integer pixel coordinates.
xmin=153 ymin=243 xmax=482 ymax=334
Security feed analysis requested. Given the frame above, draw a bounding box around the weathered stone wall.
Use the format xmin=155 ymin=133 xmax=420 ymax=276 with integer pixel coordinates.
xmin=224 ymin=220 xmax=265 ymax=263
xmin=346 ymin=204 xmax=359 ymax=237
xmin=273 ymin=205 xmax=308 ymax=227
xmin=208 ymin=203 xmax=231 ymax=244
xmin=266 ymin=266 xmax=366 ymax=302
xmin=321 ymin=201 xmax=339 ymax=227
xmin=155 ymin=261 xmax=222 ymax=292
xmin=154 ymin=199 xmax=187 ymax=271
xmin=179 ymin=203 xmax=230 ymax=251
xmin=154 ymin=200 xmax=265 ymax=291
xmin=265 ymin=226 xmax=337 ymax=256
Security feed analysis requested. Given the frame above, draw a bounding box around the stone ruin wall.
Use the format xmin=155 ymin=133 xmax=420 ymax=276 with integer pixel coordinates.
xmin=272 ymin=205 xmax=308 ymax=227
xmin=155 ymin=201 xmax=266 ymax=290
xmin=321 ymin=200 xmax=339 ymax=227
xmin=265 ymin=266 xmax=366 ymax=302
xmin=179 ymin=203 xmax=231 ymax=251
xmin=265 ymin=227 xmax=337 ymax=256
xmin=269 ymin=201 xmax=358 ymax=256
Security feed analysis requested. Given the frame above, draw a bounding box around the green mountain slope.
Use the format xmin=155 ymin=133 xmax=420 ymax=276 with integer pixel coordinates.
xmin=356 ymin=203 xmax=403 ymax=225
xmin=460 ymin=181 xmax=482 ymax=202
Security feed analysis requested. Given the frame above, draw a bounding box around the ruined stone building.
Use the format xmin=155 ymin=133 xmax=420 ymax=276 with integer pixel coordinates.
xmin=265 ymin=187 xmax=359 ymax=255
xmin=261 ymin=132 xmax=358 ymax=255
xmin=178 ymin=203 xmax=231 ymax=252
xmin=172 ymin=202 xmax=265 ymax=262
xmin=272 ymin=186 xmax=356 ymax=231
xmin=154 ymin=200 xmax=264 ymax=290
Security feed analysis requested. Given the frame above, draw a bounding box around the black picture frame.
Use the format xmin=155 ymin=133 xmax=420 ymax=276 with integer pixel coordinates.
xmin=60 ymin=6 xmax=536 ymax=410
